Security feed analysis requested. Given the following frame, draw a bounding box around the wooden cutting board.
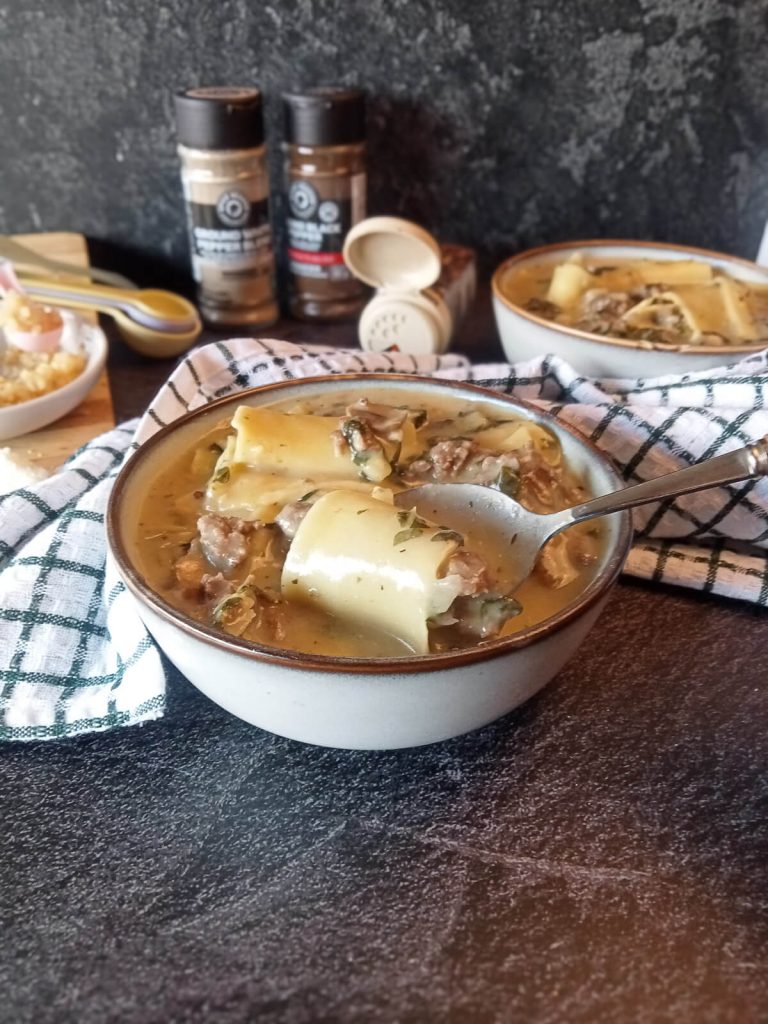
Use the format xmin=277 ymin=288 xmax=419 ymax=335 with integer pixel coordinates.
xmin=4 ymin=231 xmax=115 ymax=471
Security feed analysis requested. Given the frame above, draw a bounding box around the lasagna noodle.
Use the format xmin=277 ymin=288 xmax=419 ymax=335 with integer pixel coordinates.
xmin=281 ymin=490 xmax=463 ymax=654
xmin=472 ymin=421 xmax=561 ymax=466
xmin=623 ymin=284 xmax=759 ymax=342
xmin=716 ymin=277 xmax=759 ymax=340
xmin=634 ymin=260 xmax=713 ymax=286
xmin=230 ymin=404 xmax=421 ymax=479
xmin=622 ymin=291 xmax=702 ymax=338
xmin=546 ymin=262 xmax=592 ymax=308
xmin=206 ymin=467 xmax=380 ymax=523
xmin=673 ymin=284 xmax=731 ymax=336
xmin=231 ymin=406 xmax=357 ymax=478
xmin=545 ymin=258 xmax=715 ymax=312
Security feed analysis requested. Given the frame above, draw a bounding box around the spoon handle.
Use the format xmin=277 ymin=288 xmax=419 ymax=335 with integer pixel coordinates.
xmin=568 ymin=436 xmax=768 ymax=524
xmin=22 ymin=280 xmax=199 ymax=334
xmin=0 ymin=235 xmax=138 ymax=290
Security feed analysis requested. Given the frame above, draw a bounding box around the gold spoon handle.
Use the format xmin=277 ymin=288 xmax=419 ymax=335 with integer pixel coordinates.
xmin=22 ymin=279 xmax=199 ymax=333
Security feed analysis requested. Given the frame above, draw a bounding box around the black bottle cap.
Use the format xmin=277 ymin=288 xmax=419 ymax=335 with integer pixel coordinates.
xmin=174 ymin=87 xmax=264 ymax=150
xmin=283 ymin=87 xmax=365 ymax=146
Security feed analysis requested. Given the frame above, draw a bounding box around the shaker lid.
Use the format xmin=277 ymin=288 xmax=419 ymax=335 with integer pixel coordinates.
xmin=283 ymin=87 xmax=365 ymax=146
xmin=343 ymin=216 xmax=442 ymax=291
xmin=174 ymin=87 xmax=264 ymax=149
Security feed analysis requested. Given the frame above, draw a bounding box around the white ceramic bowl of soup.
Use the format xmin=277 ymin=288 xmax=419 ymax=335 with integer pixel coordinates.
xmin=106 ymin=374 xmax=632 ymax=750
xmin=493 ymin=240 xmax=768 ymax=378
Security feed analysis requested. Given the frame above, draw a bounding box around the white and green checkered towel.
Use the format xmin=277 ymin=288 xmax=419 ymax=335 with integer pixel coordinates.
xmin=2 ymin=337 xmax=768 ymax=741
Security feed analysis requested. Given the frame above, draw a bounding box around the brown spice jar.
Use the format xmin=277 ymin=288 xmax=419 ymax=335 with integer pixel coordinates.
xmin=283 ymin=88 xmax=367 ymax=322
xmin=174 ymin=87 xmax=279 ymax=328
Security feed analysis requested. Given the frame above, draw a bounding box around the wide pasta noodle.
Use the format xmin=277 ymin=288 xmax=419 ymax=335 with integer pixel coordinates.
xmin=472 ymin=421 xmax=561 ymax=466
xmin=716 ymin=277 xmax=759 ymax=340
xmin=206 ymin=403 xmax=422 ymax=520
xmin=281 ymin=490 xmax=464 ymax=654
xmin=232 ymin=406 xmax=357 ymax=478
xmin=206 ymin=468 xmax=379 ymax=523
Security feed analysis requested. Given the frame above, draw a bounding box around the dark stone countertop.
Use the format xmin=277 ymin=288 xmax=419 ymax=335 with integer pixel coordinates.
xmin=2 ymin=302 xmax=768 ymax=1023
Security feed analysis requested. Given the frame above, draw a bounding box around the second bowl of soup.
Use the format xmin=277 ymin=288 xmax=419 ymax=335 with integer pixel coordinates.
xmin=493 ymin=240 xmax=768 ymax=378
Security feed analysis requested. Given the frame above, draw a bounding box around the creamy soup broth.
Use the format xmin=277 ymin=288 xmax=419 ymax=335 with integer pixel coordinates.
xmin=133 ymin=391 xmax=604 ymax=658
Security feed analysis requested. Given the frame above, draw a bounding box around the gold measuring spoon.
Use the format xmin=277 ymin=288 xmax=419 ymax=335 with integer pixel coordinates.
xmin=21 ymin=278 xmax=202 ymax=358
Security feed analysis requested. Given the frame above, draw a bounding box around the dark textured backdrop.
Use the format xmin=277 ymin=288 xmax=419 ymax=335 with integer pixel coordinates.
xmin=1 ymin=0 xmax=768 ymax=287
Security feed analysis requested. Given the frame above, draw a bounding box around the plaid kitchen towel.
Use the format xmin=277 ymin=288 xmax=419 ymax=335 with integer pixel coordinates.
xmin=2 ymin=337 xmax=768 ymax=741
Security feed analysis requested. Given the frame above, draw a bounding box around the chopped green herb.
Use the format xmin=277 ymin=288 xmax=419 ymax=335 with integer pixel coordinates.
xmin=298 ymin=489 xmax=319 ymax=503
xmin=496 ymin=465 xmax=520 ymax=498
xmin=340 ymin=417 xmax=393 ymax=482
xmin=495 ymin=466 xmax=520 ymax=497
xmin=431 ymin=529 xmax=464 ymax=545
xmin=482 ymin=595 xmax=522 ymax=620
xmin=356 ymin=508 xmax=368 ymax=515
xmin=393 ymin=529 xmax=415 ymax=544
xmin=509 ymin=533 xmax=519 ymax=546
xmin=340 ymin=418 xmax=364 ymax=444
xmin=212 ymin=465 xmax=230 ymax=485
xmin=212 ymin=583 xmax=256 ymax=624
xmin=472 ymin=594 xmax=523 ymax=636
xmin=393 ymin=511 xmax=430 ymax=545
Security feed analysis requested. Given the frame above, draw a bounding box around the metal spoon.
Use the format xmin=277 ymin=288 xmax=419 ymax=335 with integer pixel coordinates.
xmin=394 ymin=436 xmax=768 ymax=592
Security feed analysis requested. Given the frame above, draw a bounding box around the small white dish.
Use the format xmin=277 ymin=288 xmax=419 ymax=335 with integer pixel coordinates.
xmin=0 ymin=318 xmax=108 ymax=442
xmin=492 ymin=240 xmax=768 ymax=378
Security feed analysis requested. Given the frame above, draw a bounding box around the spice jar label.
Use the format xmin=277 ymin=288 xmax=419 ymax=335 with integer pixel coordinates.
xmin=286 ymin=173 xmax=365 ymax=282
xmin=182 ymin=186 xmax=276 ymax=312
xmin=186 ymin=195 xmax=273 ymax=269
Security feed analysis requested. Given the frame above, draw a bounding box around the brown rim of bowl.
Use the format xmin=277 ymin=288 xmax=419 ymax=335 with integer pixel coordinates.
xmin=106 ymin=373 xmax=633 ymax=676
xmin=491 ymin=238 xmax=768 ymax=357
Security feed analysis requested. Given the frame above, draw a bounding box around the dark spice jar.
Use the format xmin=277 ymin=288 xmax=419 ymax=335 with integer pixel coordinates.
xmin=174 ymin=86 xmax=279 ymax=328
xmin=282 ymin=87 xmax=367 ymax=321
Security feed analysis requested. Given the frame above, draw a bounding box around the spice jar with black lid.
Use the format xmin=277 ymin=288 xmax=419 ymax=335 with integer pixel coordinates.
xmin=174 ymin=86 xmax=278 ymax=327
xmin=282 ymin=87 xmax=367 ymax=321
